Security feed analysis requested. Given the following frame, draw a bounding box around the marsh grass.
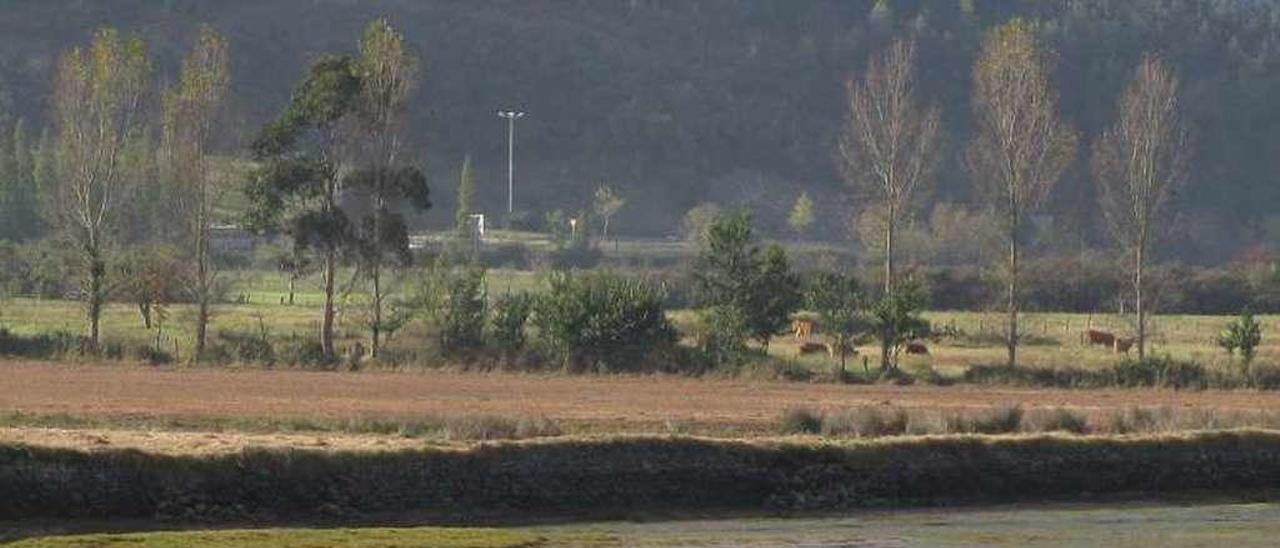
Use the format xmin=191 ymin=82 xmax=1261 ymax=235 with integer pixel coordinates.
xmin=778 ymin=404 xmax=1280 ymax=438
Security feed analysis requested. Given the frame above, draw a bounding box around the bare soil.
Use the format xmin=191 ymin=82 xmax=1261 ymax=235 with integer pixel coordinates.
xmin=4 ymin=359 xmax=1280 ymax=429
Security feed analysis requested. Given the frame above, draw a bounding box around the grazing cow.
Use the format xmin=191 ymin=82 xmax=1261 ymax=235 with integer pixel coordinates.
xmin=798 ymin=341 xmax=831 ymax=357
xmin=792 ymin=318 xmax=818 ymax=340
xmin=1113 ymin=337 xmax=1134 ymax=354
xmin=905 ymin=342 xmax=929 ymax=355
xmin=1085 ymin=329 xmax=1116 ymax=348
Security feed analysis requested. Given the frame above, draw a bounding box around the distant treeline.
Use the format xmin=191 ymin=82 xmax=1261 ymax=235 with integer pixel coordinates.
xmin=0 ymin=1 xmax=1277 ymax=261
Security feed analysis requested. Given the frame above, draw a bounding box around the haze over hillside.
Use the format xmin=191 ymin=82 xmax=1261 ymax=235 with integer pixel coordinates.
xmin=0 ymin=0 xmax=1278 ymax=262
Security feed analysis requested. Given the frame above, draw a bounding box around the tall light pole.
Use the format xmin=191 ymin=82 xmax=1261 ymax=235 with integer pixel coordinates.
xmin=497 ymin=109 xmax=525 ymax=215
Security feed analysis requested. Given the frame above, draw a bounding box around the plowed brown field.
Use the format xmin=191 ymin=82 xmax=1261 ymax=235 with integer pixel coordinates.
xmin=5 ymin=359 xmax=1280 ymax=431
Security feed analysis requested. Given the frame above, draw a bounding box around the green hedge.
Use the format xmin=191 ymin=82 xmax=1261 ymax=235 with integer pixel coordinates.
xmin=4 ymin=432 xmax=1280 ymax=521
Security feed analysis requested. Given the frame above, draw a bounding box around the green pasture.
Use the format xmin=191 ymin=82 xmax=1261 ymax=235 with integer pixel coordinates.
xmin=1 ymin=266 xmax=1274 ymax=372
xmin=8 ymin=527 xmax=539 ymax=548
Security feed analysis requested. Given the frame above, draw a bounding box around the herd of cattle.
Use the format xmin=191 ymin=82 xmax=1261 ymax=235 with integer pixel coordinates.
xmin=789 ymin=318 xmax=1137 ymax=359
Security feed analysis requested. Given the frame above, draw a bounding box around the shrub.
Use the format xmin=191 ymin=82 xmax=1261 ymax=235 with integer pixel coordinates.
xmin=489 ymin=292 xmax=532 ymax=356
xmin=533 ymin=271 xmax=677 ymax=373
xmin=214 ymin=330 xmax=276 ymax=365
xmin=1113 ymin=356 xmax=1207 ymax=389
xmin=0 ymin=329 xmax=82 ymax=359
xmin=1218 ymin=310 xmax=1263 ymax=369
xmin=278 ymin=339 xmax=332 ymax=369
xmin=778 ymin=407 xmax=823 ymax=435
xmin=822 ymin=406 xmax=909 ymax=437
xmin=1029 ymin=408 xmax=1089 ymax=434
xmin=130 ymin=344 xmax=173 ymax=366
xmin=439 ymin=267 xmax=488 ymax=355
xmin=692 ymin=305 xmax=751 ymax=370
xmin=443 ymin=415 xmax=561 ymax=441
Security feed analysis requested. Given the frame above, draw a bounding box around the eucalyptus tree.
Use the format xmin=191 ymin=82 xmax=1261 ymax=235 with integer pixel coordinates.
xmin=246 ymin=55 xmax=361 ymax=360
xmin=50 ymin=29 xmax=151 ymax=348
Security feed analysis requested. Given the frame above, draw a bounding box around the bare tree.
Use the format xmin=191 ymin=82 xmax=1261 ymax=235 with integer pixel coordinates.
xmin=1092 ymin=54 xmax=1188 ymax=360
xmin=164 ymin=26 xmax=230 ymax=359
xmin=967 ymin=20 xmax=1077 ymax=369
xmin=836 ymin=38 xmax=940 ymax=371
xmin=593 ymin=184 xmax=625 ymax=246
xmin=51 ymin=29 xmax=151 ymax=348
xmin=354 ymin=19 xmax=424 ymax=359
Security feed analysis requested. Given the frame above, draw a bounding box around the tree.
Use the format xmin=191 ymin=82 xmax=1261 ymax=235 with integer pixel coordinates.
xmin=593 ymin=184 xmax=625 ymax=245
xmin=455 ymin=154 xmax=476 ymax=233
xmin=1217 ymin=310 xmax=1262 ymax=372
xmin=805 ymin=271 xmax=867 ymax=375
xmin=50 ymin=29 xmax=151 ymax=348
xmin=0 ymin=120 xmax=40 ymax=242
xmin=350 ymin=19 xmax=429 ymax=359
xmin=966 ymin=20 xmax=1077 ymax=368
xmin=534 ymin=271 xmax=676 ymax=373
xmin=748 ymin=245 xmax=802 ymax=348
xmin=1092 ymin=54 xmax=1188 ymax=361
xmin=836 ymin=38 xmax=940 ymax=371
xmin=787 ymin=191 xmax=814 ymax=236
xmin=694 ymin=211 xmax=800 ymax=350
xmin=870 ymin=279 xmax=930 ymax=371
xmin=163 ymin=26 xmax=231 ymax=359
xmin=246 ymin=55 xmax=361 ymax=360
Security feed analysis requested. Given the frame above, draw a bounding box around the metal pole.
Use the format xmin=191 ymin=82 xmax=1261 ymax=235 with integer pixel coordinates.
xmin=507 ymin=116 xmax=515 ymax=214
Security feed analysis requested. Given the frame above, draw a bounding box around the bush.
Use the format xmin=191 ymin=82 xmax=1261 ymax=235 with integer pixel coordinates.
xmin=533 ymin=271 xmax=677 ymax=373
xmin=822 ymin=406 xmax=909 ymax=437
xmin=0 ymin=328 xmax=82 ymax=359
xmin=489 ymin=292 xmax=532 ymax=356
xmin=439 ymin=267 xmax=488 ymax=355
xmin=278 ymin=339 xmax=332 ymax=369
xmin=1028 ymin=408 xmax=1089 ymax=434
xmin=778 ymin=407 xmax=823 ymax=435
xmin=129 ymin=344 xmax=174 ymax=365
xmin=1113 ymin=356 xmax=1207 ymax=389
xmin=213 ymin=330 xmax=276 ymax=365
xmin=692 ymin=305 xmax=751 ymax=370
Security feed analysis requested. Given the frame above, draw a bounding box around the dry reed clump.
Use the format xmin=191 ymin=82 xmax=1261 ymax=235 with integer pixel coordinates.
xmin=777 ymin=404 xmax=1280 ymax=438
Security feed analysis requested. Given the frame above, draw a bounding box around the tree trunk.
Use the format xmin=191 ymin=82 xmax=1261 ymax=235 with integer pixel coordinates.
xmin=86 ymin=242 xmax=104 ymax=351
xmin=1007 ymin=223 xmax=1019 ymax=369
xmin=194 ymin=223 xmax=210 ymax=360
xmin=881 ymin=213 xmax=894 ymax=372
xmin=287 ymin=276 xmax=295 ymax=306
xmin=371 ymin=262 xmax=382 ymax=359
xmin=1135 ymin=241 xmax=1145 ymax=361
xmin=321 ymin=247 xmax=337 ymax=359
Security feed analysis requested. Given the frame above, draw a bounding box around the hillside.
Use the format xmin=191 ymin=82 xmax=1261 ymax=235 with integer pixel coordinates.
xmin=0 ymin=0 xmax=1277 ymax=262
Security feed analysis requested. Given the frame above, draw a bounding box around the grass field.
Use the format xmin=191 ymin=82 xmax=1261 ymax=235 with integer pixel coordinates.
xmin=8 ymin=527 xmax=540 ymax=547
xmin=3 ymin=291 xmax=1275 ymax=376
xmin=13 ymin=501 xmax=1280 ymax=546
xmin=5 ymin=359 xmax=1280 ymax=447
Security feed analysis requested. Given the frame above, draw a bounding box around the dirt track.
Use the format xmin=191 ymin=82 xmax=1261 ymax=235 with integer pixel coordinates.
xmin=4 ymin=359 xmax=1280 ymax=430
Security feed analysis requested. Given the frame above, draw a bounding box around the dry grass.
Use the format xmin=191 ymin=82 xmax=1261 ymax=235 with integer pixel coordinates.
xmin=6 ymin=359 xmax=1280 ymax=441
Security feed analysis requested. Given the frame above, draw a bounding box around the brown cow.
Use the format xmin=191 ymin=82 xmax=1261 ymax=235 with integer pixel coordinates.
xmin=792 ymin=318 xmax=817 ymax=340
xmin=1113 ymin=337 xmax=1134 ymax=354
xmin=905 ymin=342 xmax=929 ymax=355
xmin=1085 ymin=329 xmax=1116 ymax=348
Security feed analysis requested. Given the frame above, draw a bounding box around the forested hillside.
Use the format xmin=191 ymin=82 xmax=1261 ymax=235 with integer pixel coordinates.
xmin=0 ymin=0 xmax=1278 ymax=263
